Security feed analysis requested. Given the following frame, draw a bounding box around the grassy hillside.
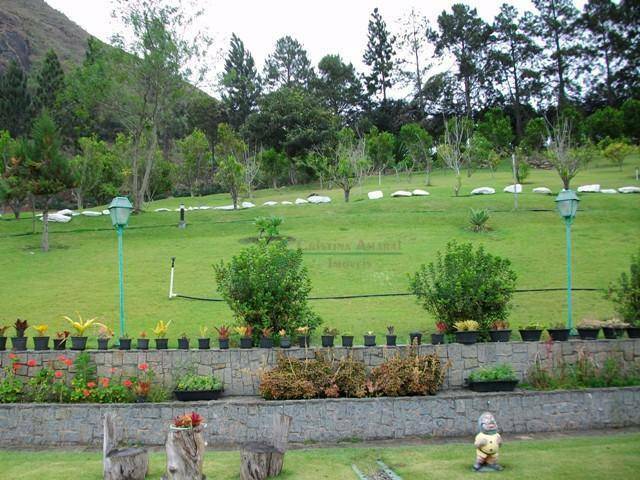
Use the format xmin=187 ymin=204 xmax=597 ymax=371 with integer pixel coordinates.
xmin=0 ymin=159 xmax=639 ymax=343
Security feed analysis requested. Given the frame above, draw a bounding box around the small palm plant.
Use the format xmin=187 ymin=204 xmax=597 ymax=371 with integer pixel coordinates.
xmin=469 ymin=208 xmax=490 ymax=232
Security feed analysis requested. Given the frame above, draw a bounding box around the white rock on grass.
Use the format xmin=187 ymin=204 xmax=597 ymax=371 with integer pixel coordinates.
xmin=503 ymin=184 xmax=522 ymax=194
xmin=618 ymin=186 xmax=640 ymax=194
xmin=82 ymin=210 xmax=103 ymax=216
xmin=600 ymin=189 xmax=618 ymax=194
xmin=263 ymin=201 xmax=278 ymax=206
xmin=532 ymin=187 xmax=552 ymax=194
xmin=308 ymin=195 xmax=331 ymax=204
xmin=391 ymin=190 xmax=412 ymax=197
xmin=368 ymin=190 xmax=384 ymax=200
xmin=295 ymin=198 xmax=309 ymax=204
xmin=213 ymin=205 xmax=236 ymax=210
xmin=241 ymin=202 xmax=255 ymax=208
xmin=577 ymin=184 xmax=600 ymax=193
xmin=412 ymin=189 xmax=430 ymax=196
xmin=41 ymin=213 xmax=72 ymax=223
xmin=102 ymin=209 xmax=110 ymax=215
xmin=471 ymin=187 xmax=495 ymax=195
xmin=281 ymin=201 xmax=293 ymax=205
xmin=57 ymin=209 xmax=74 ymax=216
xmin=198 ymin=206 xmax=212 ymax=210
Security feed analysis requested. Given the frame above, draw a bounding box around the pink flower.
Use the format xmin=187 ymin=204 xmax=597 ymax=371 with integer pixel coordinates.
xmin=27 ymin=359 xmax=37 ymax=367
xmin=100 ymin=378 xmax=110 ymax=388
xmin=123 ymin=379 xmax=133 ymax=388
xmin=8 ymin=353 xmax=17 ymax=360
xmin=138 ymin=363 xmax=149 ymax=372
xmin=54 ymin=371 xmax=63 ymax=379
xmin=86 ymin=381 xmax=96 ymax=388
xmin=82 ymin=389 xmax=91 ymax=397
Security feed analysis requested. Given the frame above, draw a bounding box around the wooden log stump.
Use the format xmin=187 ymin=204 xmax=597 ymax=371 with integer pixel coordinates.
xmin=103 ymin=412 xmax=148 ymax=480
xmin=162 ymin=425 xmax=207 ymax=480
xmin=239 ymin=413 xmax=291 ymax=480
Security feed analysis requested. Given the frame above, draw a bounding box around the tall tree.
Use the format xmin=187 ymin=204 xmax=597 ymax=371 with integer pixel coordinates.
xmin=35 ymin=50 xmax=65 ymax=114
xmin=0 ymin=131 xmax=30 ymax=219
xmin=314 ymin=54 xmax=363 ymax=125
xmin=176 ymin=128 xmax=212 ymax=197
xmin=527 ymin=0 xmax=581 ymax=109
xmin=263 ymin=36 xmax=314 ymax=90
xmin=432 ymin=4 xmax=492 ymax=118
xmin=396 ymin=8 xmax=431 ymax=110
xmin=221 ymin=34 xmax=261 ymax=128
xmin=0 ymin=61 xmax=33 ymax=138
xmin=492 ymin=4 xmax=543 ymax=139
xmin=70 ymin=135 xmax=120 ymax=210
xmin=476 ymin=108 xmax=514 ymax=154
xmin=363 ymin=8 xmax=396 ymax=104
xmin=214 ymin=123 xmax=246 ymax=209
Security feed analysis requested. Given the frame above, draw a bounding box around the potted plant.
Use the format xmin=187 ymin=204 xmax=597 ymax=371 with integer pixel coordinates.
xmin=153 ymin=320 xmax=171 ymax=349
xmin=11 ymin=319 xmax=28 ymax=351
xmin=364 ymin=331 xmax=376 ymax=347
xmin=547 ymin=322 xmax=570 ymax=342
xmin=466 ymin=363 xmax=518 ymax=392
xmin=53 ymin=331 xmax=69 ymax=351
xmin=386 ymin=326 xmax=397 ymax=346
xmin=64 ymin=314 xmax=102 ymax=351
xmin=174 ymin=373 xmax=224 ymax=401
xmin=236 ymin=326 xmax=254 ymax=349
xmin=489 ymin=320 xmax=511 ymax=343
xmin=454 ymin=320 xmax=480 ymax=345
xmin=119 ymin=333 xmax=132 ymax=350
xmin=431 ymin=321 xmax=446 ymax=345
xmin=627 ymin=322 xmax=640 ymax=339
xmin=137 ymin=331 xmax=150 ymax=350
xmin=577 ymin=319 xmax=601 ymax=340
xmin=519 ymin=322 xmax=543 ymax=342
xmin=97 ymin=326 xmax=113 ymax=350
xmin=198 ymin=327 xmax=210 ymax=349
xmin=341 ymin=331 xmax=354 ymax=347
xmin=409 ymin=330 xmax=423 ymax=346
xmin=260 ymin=327 xmax=274 ymax=348
xmin=296 ymin=326 xmax=310 ymax=348
xmin=177 ymin=333 xmax=190 ymax=350
xmin=215 ymin=326 xmax=230 ymax=349
xmin=0 ymin=326 xmax=8 ymax=351
xmin=32 ymin=324 xmax=50 ymax=351
xmin=278 ymin=329 xmax=291 ymax=348
xmin=602 ymin=319 xmax=629 ymax=339
xmin=321 ymin=327 xmax=337 ymax=347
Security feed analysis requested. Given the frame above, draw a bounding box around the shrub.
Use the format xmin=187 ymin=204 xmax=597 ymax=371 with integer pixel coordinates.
xmin=175 ymin=373 xmax=223 ymax=392
xmin=468 ymin=364 xmax=517 ymax=382
xmin=368 ymin=351 xmax=446 ymax=397
xmin=469 ymin=208 xmax=490 ymax=232
xmin=409 ymin=242 xmax=517 ymax=333
xmin=214 ymin=240 xmax=321 ymax=336
xmin=606 ymin=249 xmax=640 ymax=326
xmin=254 ymin=216 xmax=283 ymax=243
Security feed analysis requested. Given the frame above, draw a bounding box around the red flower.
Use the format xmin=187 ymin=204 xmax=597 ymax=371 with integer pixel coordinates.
xmin=54 ymin=371 xmax=63 ymax=379
xmin=63 ymin=358 xmax=73 ymax=367
xmin=12 ymin=364 xmax=19 ymax=373
xmin=82 ymin=389 xmax=91 ymax=397
xmin=123 ymin=379 xmax=133 ymax=388
xmin=100 ymin=377 xmax=110 ymax=388
xmin=87 ymin=381 xmax=96 ymax=388
xmin=138 ymin=363 xmax=149 ymax=372
xmin=27 ymin=359 xmax=37 ymax=367
xmin=8 ymin=353 xmax=17 ymax=360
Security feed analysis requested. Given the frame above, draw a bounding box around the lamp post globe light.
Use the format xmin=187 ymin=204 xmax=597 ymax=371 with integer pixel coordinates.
xmin=555 ymin=189 xmax=580 ymax=333
xmin=108 ymin=196 xmax=133 ymax=340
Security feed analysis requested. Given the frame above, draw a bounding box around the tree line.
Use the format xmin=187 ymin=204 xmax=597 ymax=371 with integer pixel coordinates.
xmin=0 ymin=0 xmax=639 ymax=248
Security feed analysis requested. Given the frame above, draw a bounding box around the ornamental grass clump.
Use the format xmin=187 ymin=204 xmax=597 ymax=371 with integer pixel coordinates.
xmin=368 ymin=351 xmax=447 ymax=397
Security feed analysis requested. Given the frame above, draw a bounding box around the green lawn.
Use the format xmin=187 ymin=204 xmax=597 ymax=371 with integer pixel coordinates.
xmin=1 ymin=432 xmax=639 ymax=479
xmin=0 ymin=159 xmax=639 ymax=342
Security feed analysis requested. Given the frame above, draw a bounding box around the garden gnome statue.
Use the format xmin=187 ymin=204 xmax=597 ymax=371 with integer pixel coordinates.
xmin=473 ymin=412 xmax=503 ymax=472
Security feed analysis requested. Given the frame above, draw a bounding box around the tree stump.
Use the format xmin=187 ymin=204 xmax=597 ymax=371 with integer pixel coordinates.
xmin=162 ymin=425 xmax=207 ymax=480
xmin=240 ymin=413 xmax=291 ymax=480
xmin=103 ymin=412 xmax=148 ymax=480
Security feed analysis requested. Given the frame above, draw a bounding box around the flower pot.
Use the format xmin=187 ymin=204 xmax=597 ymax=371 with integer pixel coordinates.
xmin=11 ymin=336 xmax=27 ymax=351
xmin=0 ymin=337 xmax=6 ymax=351
xmin=298 ymin=335 xmax=310 ymax=348
xmin=467 ymin=379 xmax=518 ymax=392
xmin=198 ymin=338 xmax=210 ymax=349
xmin=97 ymin=338 xmax=110 ymax=350
xmin=119 ymin=338 xmax=132 ymax=350
xmin=431 ymin=333 xmax=444 ymax=345
xmin=321 ymin=335 xmax=335 ymax=347
xmin=155 ymin=338 xmax=169 ymax=350
xmin=519 ymin=329 xmax=542 ymax=342
xmin=218 ymin=338 xmax=229 ymax=349
xmin=53 ymin=338 xmax=66 ymax=351
xmin=548 ymin=328 xmax=570 ymax=342
xmin=240 ymin=337 xmax=253 ymax=349
xmin=409 ymin=332 xmax=422 ymax=345
xmin=602 ymin=327 xmax=625 ymax=340
xmin=178 ymin=338 xmax=190 ymax=350
xmin=577 ymin=327 xmax=600 ymax=340
xmin=455 ymin=331 xmax=479 ymax=345
xmin=626 ymin=327 xmax=640 ymax=339
xmin=137 ymin=338 xmax=150 ymax=350
xmin=70 ymin=336 xmax=88 ymax=351
xmin=364 ymin=335 xmax=376 ymax=347
xmin=489 ymin=330 xmax=511 ymax=342
xmin=279 ymin=336 xmax=291 ymax=348
xmin=341 ymin=335 xmax=354 ymax=347
xmin=33 ymin=336 xmax=50 ymax=351
xmin=174 ymin=389 xmax=223 ymax=401
xmin=385 ymin=335 xmax=397 ymax=346
xmin=260 ymin=337 xmax=274 ymax=348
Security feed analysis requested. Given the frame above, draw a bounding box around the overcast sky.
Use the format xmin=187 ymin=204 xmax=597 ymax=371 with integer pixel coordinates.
xmin=44 ymin=0 xmax=586 ymax=95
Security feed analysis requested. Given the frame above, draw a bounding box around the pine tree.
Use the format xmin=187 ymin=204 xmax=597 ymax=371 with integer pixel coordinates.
xmin=0 ymin=61 xmax=33 ymax=138
xmin=363 ymin=8 xmax=396 ymax=103
xmin=314 ymin=54 xmax=363 ymax=124
xmin=222 ymin=34 xmax=261 ymax=128
xmin=35 ymin=50 xmax=65 ymax=113
xmin=263 ymin=36 xmax=314 ymax=90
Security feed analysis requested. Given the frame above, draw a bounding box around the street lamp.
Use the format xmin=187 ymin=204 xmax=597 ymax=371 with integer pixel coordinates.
xmin=108 ymin=196 xmax=133 ymax=339
xmin=555 ymin=189 xmax=580 ymax=333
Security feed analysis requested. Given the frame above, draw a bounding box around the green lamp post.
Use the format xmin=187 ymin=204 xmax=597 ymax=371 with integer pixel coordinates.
xmin=555 ymin=189 xmax=580 ymax=333
xmin=108 ymin=197 xmax=133 ymax=339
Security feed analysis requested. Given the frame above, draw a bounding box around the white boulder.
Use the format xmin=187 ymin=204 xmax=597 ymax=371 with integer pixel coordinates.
xmin=412 ymin=189 xmax=430 ymax=196
xmin=281 ymin=201 xmax=293 ymax=205
xmin=102 ymin=209 xmax=110 ymax=215
xmin=618 ymin=186 xmax=640 ymax=194
xmin=308 ymin=195 xmax=331 ymax=204
xmin=295 ymin=198 xmax=309 ymax=204
xmin=198 ymin=206 xmax=212 ymax=210
xmin=503 ymin=184 xmax=523 ymax=194
xmin=82 ymin=210 xmax=103 ymax=217
xmin=41 ymin=213 xmax=72 ymax=223
xmin=368 ymin=190 xmax=384 ymax=200
xmin=213 ymin=205 xmax=236 ymax=210
xmin=57 ymin=209 xmax=74 ymax=216
xmin=600 ymin=189 xmax=618 ymax=194
xmin=532 ymin=187 xmax=552 ymax=194
xmin=471 ymin=187 xmax=496 ymax=195
xmin=391 ymin=190 xmax=412 ymax=197
xmin=577 ymin=184 xmax=600 ymax=193
xmin=241 ymin=202 xmax=255 ymax=208
xmin=263 ymin=201 xmax=278 ymax=206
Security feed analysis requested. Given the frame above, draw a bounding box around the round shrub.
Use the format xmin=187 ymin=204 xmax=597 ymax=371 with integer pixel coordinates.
xmin=409 ymin=241 xmax=517 ymax=333
xmin=606 ymin=249 xmax=640 ymax=326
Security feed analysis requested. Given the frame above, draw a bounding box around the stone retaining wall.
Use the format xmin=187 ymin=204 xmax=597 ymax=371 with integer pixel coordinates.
xmin=1 ymin=339 xmax=638 ymax=395
xmin=0 ymin=387 xmax=638 ymax=447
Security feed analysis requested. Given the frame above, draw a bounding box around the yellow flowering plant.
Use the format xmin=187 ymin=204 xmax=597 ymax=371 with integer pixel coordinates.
xmin=63 ymin=313 xmax=104 ymax=336
xmin=153 ymin=320 xmax=172 ymax=338
xmin=32 ymin=324 xmax=49 ymax=337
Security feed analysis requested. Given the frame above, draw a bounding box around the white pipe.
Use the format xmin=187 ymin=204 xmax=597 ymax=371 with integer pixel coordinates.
xmin=169 ymin=257 xmax=176 ymax=299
